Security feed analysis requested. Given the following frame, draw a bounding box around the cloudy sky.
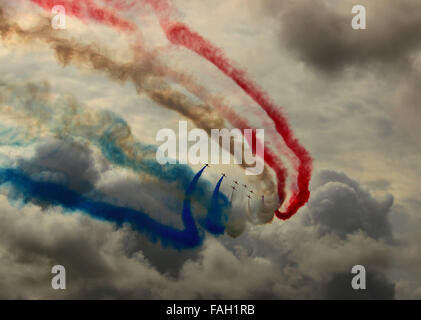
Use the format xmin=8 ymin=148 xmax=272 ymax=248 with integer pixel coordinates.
xmin=0 ymin=0 xmax=420 ymax=299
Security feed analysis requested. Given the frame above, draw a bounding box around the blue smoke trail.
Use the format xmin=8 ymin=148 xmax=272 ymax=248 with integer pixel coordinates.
xmin=0 ymin=165 xmax=215 ymax=249
xmin=180 ymin=165 xmax=208 ymax=245
xmin=98 ymin=130 xmax=216 ymax=209
xmin=0 ymin=83 xmax=231 ymax=235
xmin=201 ymin=175 xmax=229 ymax=235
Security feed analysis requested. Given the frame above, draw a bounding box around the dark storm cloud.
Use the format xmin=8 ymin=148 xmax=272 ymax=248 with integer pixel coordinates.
xmin=18 ymin=139 xmax=101 ymax=194
xmin=0 ymin=203 xmax=167 ymax=299
xmin=304 ymin=170 xmax=394 ymax=241
xmin=119 ymin=232 xmax=202 ymax=277
xmin=0 ymin=170 xmax=397 ymax=299
xmin=276 ymin=0 xmax=421 ymax=73
xmin=12 ymin=140 xmax=203 ymax=277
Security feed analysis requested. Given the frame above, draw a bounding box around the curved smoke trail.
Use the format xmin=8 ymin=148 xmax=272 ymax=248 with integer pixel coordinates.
xmin=9 ymin=2 xmax=311 ymax=221
xmin=145 ymin=0 xmax=312 ymax=219
xmin=201 ymin=175 xmax=227 ymax=235
xmin=52 ymin=0 xmax=310 ymax=219
xmin=0 ymin=165 xmax=221 ymax=249
xmin=0 ymin=81 xmax=231 ymax=230
xmin=0 ymin=83 xmax=231 ymax=244
xmin=0 ymin=5 xmax=277 ymax=200
xmin=21 ymin=1 xmax=285 ymax=220
xmin=0 ymin=7 xmax=224 ymax=133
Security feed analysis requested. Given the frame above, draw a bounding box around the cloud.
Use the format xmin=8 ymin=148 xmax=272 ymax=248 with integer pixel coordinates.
xmin=0 ymin=198 xmax=171 ymax=299
xmin=0 ymin=168 xmax=398 ymax=299
xmin=241 ymin=169 xmax=396 ymax=298
xmin=304 ymin=170 xmax=394 ymax=241
xmin=275 ymin=0 xmax=421 ymax=74
xmin=18 ymin=138 xmax=102 ymax=193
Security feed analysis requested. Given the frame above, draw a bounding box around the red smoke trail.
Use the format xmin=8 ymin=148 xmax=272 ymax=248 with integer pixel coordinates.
xmin=158 ymin=67 xmax=288 ymax=205
xmin=230 ymin=114 xmax=287 ymax=207
xmin=146 ymin=1 xmax=312 ymax=219
xmin=102 ymin=0 xmax=137 ymax=11
xmin=31 ymin=0 xmax=136 ymax=32
xmin=29 ymin=0 xmax=308 ymax=219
